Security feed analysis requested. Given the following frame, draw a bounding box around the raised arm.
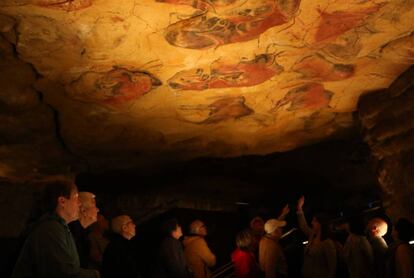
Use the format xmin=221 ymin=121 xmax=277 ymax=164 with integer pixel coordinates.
xmin=278 ymin=204 xmax=290 ymax=221
xmin=296 ymin=196 xmax=312 ymax=238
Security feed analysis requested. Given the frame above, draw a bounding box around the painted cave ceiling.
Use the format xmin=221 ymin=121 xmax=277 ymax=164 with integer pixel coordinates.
xmin=0 ymin=0 xmax=413 ymax=178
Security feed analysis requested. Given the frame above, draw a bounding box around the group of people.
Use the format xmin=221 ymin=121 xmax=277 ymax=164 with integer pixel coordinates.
xmin=10 ymin=179 xmax=217 ymax=278
xmin=231 ymin=196 xmax=414 ymax=278
xmin=10 ymin=179 xmax=414 ymax=278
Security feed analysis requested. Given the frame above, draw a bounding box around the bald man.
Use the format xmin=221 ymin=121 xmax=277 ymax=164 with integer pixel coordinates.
xmin=367 ymin=217 xmax=388 ymax=278
xmin=183 ymin=220 xmax=216 ymax=278
xmin=102 ymin=215 xmax=140 ymax=278
xmin=69 ymin=192 xmax=100 ymax=268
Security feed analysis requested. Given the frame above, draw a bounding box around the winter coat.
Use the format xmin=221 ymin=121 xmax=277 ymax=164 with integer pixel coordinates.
xmin=183 ymin=235 xmax=216 ymax=278
xmin=259 ymin=235 xmax=287 ymax=278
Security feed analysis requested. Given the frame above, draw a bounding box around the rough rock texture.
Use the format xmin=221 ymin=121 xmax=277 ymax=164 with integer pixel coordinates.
xmin=0 ymin=15 xmax=80 ymax=179
xmin=358 ymin=66 xmax=414 ymax=220
xmin=0 ymin=1 xmax=413 ymax=177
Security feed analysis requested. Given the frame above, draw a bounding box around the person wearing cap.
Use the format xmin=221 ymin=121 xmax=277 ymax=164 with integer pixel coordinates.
xmin=259 ymin=218 xmax=288 ymax=278
xmin=69 ymin=192 xmax=100 ymax=268
xmin=183 ymin=219 xmax=216 ymax=278
xmin=102 ymin=215 xmax=140 ymax=278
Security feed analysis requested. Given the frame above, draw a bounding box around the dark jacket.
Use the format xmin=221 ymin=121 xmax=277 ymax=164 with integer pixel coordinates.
xmin=101 ymin=233 xmax=140 ymax=278
xmin=69 ymin=220 xmax=91 ymax=268
xmin=154 ymin=237 xmax=191 ymax=278
xmin=12 ymin=213 xmax=98 ymax=278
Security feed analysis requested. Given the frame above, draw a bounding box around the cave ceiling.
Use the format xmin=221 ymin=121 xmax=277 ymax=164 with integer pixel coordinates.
xmin=0 ymin=0 xmax=413 ymax=178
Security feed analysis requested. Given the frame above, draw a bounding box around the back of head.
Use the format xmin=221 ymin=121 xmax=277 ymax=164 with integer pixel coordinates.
xmin=395 ymin=218 xmax=414 ymax=242
xmin=162 ymin=218 xmax=179 ymax=237
xmin=236 ymin=229 xmax=254 ymax=251
xmin=43 ymin=179 xmax=76 ymax=213
xmin=111 ymin=215 xmax=131 ymax=235
xmin=348 ymin=214 xmax=366 ymax=236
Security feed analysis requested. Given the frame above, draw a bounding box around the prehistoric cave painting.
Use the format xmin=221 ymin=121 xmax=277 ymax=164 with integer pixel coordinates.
xmin=156 ymin=0 xmax=238 ymax=12
xmin=180 ymin=96 xmax=253 ymax=124
xmin=314 ymin=6 xmax=381 ymax=43
xmin=165 ymin=0 xmax=301 ymax=49
xmin=67 ymin=67 xmax=162 ymax=108
xmin=272 ymin=83 xmax=333 ymax=112
xmin=379 ymin=32 xmax=414 ymax=64
xmin=321 ymin=31 xmax=363 ymax=60
xmin=34 ymin=0 xmax=92 ymax=11
xmin=292 ymin=54 xmax=355 ymax=81
xmin=168 ymin=53 xmax=283 ymax=90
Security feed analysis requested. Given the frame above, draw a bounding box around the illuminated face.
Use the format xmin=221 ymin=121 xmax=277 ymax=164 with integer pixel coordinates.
xmin=172 ymin=225 xmax=183 ymax=239
xmin=122 ymin=217 xmax=136 ymax=239
xmin=82 ymin=198 xmax=99 ymax=223
xmin=198 ymin=222 xmax=208 ymax=236
xmin=61 ymin=187 xmax=81 ymax=223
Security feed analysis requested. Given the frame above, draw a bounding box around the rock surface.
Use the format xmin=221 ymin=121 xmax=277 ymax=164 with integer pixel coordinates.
xmin=0 ymin=0 xmax=413 ymax=177
xmin=358 ymin=66 xmax=414 ymax=220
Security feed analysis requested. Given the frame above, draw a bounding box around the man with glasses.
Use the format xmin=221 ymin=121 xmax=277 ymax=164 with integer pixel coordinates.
xmin=102 ymin=215 xmax=139 ymax=278
xmin=183 ymin=219 xmax=216 ymax=278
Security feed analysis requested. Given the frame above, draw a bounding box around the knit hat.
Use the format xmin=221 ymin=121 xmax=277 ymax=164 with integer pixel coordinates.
xmin=264 ymin=218 xmax=286 ymax=234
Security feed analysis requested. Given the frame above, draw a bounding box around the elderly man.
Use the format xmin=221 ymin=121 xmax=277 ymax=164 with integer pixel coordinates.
xmin=259 ymin=218 xmax=288 ymax=278
xmin=183 ymin=219 xmax=216 ymax=278
xmin=12 ymin=179 xmax=99 ymax=278
xmin=102 ymin=215 xmax=139 ymax=278
xmin=367 ymin=217 xmax=388 ymax=278
xmin=69 ymin=192 xmax=100 ymax=268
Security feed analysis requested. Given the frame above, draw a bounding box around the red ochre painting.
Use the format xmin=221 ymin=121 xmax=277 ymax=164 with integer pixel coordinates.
xmin=168 ymin=53 xmax=283 ymax=90
xmin=67 ymin=68 xmax=162 ymax=108
xmin=164 ymin=0 xmax=301 ymax=49
xmin=292 ymin=54 xmax=355 ymax=81
xmin=156 ymin=0 xmax=238 ymax=11
xmin=314 ymin=6 xmax=381 ymax=43
xmin=272 ymin=83 xmax=333 ymax=112
xmin=35 ymin=0 xmax=92 ymax=11
xmin=181 ymin=96 xmax=254 ymax=124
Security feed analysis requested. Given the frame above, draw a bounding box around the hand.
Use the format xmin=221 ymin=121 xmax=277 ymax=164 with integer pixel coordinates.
xmin=281 ymin=204 xmax=290 ymax=217
xmin=297 ymin=195 xmax=305 ymax=211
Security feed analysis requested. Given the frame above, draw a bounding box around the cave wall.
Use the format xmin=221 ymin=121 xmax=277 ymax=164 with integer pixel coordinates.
xmin=358 ymin=66 xmax=414 ymax=220
xmin=0 ymin=14 xmax=81 ymax=179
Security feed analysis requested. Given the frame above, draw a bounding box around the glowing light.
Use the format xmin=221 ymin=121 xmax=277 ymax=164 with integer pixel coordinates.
xmin=303 ymin=241 xmax=309 ymax=245
xmin=409 ymin=240 xmax=414 ymax=245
